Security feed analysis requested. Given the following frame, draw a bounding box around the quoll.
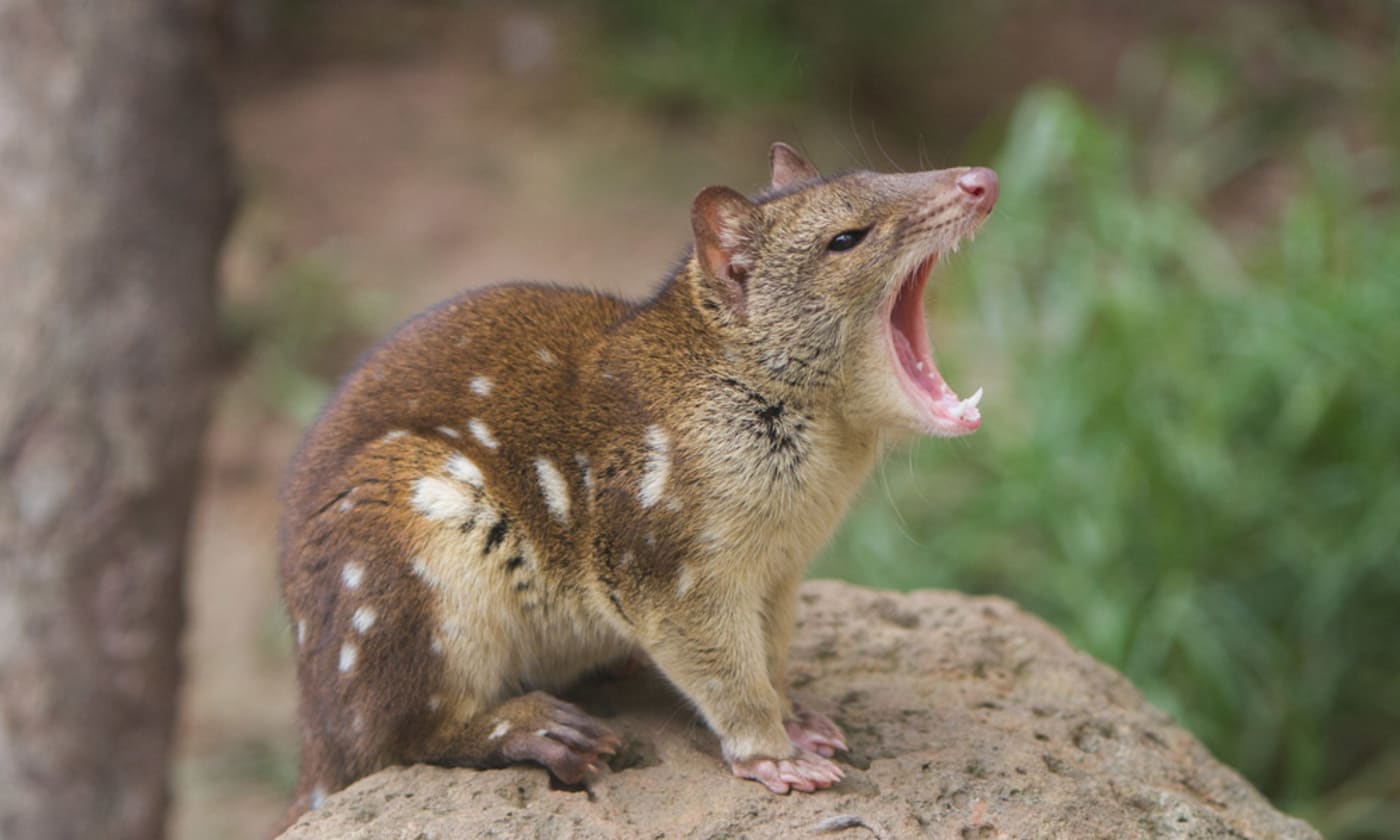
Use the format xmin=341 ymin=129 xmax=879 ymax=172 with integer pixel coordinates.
xmin=280 ymin=143 xmax=999 ymax=820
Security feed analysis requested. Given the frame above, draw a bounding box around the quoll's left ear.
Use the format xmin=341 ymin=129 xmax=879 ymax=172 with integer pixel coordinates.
xmin=691 ymin=185 xmax=760 ymax=319
xmin=769 ymin=142 xmax=821 ymax=190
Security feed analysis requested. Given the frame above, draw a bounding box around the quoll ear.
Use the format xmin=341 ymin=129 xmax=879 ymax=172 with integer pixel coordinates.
xmin=691 ymin=185 xmax=760 ymax=318
xmin=769 ymin=142 xmax=821 ymax=190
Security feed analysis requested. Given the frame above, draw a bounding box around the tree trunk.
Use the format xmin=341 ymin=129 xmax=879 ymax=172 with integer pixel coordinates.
xmin=0 ymin=2 xmax=232 ymax=839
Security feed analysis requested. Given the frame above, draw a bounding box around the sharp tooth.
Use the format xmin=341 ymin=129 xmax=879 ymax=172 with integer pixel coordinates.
xmin=950 ymin=386 xmax=984 ymax=421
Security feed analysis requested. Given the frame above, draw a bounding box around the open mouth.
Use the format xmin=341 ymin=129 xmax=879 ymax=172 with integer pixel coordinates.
xmin=885 ymin=255 xmax=983 ymax=436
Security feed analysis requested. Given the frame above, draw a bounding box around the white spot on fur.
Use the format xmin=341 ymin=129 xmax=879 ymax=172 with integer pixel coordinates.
xmin=338 ymin=642 xmax=358 ymax=673
xmin=353 ymin=713 xmax=365 ymax=733
xmin=352 ymin=606 xmax=377 ymax=634
xmin=428 ymin=694 xmax=443 ymax=712
xmin=470 ymin=376 xmax=493 ymax=397
xmin=337 ymin=496 xmax=354 ymax=513
xmin=639 ymin=425 xmax=670 ymax=509
xmin=537 ymin=348 xmax=557 ymax=365
xmin=410 ymin=557 xmax=440 ymax=587
xmin=436 ymin=425 xmax=461 ymax=439
xmin=489 ymin=721 xmax=511 ymax=741
xmin=534 ymin=728 xmax=549 ymax=738
xmin=310 ymin=785 xmax=327 ymax=811
xmin=675 ymin=565 xmax=694 ymax=599
xmin=430 ymin=636 xmax=444 ymax=655
xmin=468 ymin=418 xmax=499 ymax=450
xmin=666 ymin=497 xmax=683 ymax=512
xmin=619 ymin=550 xmax=634 ymax=568
xmin=445 ymin=453 xmax=484 ymax=488
xmin=411 ymin=476 xmax=475 ymax=521
xmin=534 ymin=457 xmax=570 ymax=522
xmin=296 ymin=620 xmax=306 ymax=647
xmin=341 ymin=563 xmax=364 ymax=590
xmin=441 ymin=617 xmax=464 ymax=644
xmin=381 ymin=429 xmax=408 ymax=443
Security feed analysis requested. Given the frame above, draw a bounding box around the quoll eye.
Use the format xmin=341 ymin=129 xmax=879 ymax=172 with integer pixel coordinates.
xmin=827 ymin=227 xmax=871 ymax=252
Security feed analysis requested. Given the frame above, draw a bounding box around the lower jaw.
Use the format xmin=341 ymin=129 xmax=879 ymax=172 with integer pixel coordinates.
xmin=900 ymin=377 xmax=982 ymax=437
xmin=885 ymin=327 xmax=982 ymax=438
xmin=918 ymin=409 xmax=981 ymax=438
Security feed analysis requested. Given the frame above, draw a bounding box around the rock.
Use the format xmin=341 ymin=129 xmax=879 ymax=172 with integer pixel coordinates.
xmin=279 ymin=581 xmax=1320 ymax=840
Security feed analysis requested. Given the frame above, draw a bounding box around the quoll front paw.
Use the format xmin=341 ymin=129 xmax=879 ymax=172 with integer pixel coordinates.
xmin=784 ymin=701 xmax=847 ymax=757
xmin=730 ymin=749 xmax=844 ymax=794
xmin=497 ymin=691 xmax=621 ymax=784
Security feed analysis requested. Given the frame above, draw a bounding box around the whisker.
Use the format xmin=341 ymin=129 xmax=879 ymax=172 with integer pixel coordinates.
xmin=871 ymin=122 xmax=904 ymax=173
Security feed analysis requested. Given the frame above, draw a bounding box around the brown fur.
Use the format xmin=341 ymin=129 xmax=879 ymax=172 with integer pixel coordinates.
xmin=279 ymin=144 xmax=996 ymax=822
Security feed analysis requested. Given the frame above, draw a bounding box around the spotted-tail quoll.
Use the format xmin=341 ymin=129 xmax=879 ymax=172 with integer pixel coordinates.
xmin=279 ymin=143 xmax=999 ymax=821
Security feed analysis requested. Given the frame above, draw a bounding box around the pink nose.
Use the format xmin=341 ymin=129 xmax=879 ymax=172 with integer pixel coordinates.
xmin=956 ymin=167 xmax=999 ymax=209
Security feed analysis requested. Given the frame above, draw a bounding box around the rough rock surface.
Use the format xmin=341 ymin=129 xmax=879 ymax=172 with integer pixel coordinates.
xmin=279 ymin=581 xmax=1319 ymax=840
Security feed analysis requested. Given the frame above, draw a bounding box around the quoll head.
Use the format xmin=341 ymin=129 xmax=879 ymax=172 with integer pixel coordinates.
xmin=690 ymin=143 xmax=998 ymax=438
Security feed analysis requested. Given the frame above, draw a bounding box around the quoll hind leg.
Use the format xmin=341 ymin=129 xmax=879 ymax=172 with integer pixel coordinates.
xmin=414 ymin=691 xmax=620 ymax=784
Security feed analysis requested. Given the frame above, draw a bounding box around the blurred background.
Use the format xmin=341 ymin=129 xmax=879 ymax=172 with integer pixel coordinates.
xmin=167 ymin=0 xmax=1398 ymax=837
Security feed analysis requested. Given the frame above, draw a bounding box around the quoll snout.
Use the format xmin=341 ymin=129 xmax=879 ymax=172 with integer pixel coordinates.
xmin=956 ymin=167 xmax=999 ymax=210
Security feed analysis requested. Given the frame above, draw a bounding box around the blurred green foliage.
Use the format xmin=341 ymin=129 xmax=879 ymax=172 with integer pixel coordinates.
xmin=815 ymin=78 xmax=1399 ymax=840
xmin=578 ymin=0 xmax=983 ymax=131
xmin=224 ymin=255 xmax=379 ymax=426
xmin=176 ymin=735 xmax=299 ymax=796
xmin=583 ymin=0 xmax=807 ymax=115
